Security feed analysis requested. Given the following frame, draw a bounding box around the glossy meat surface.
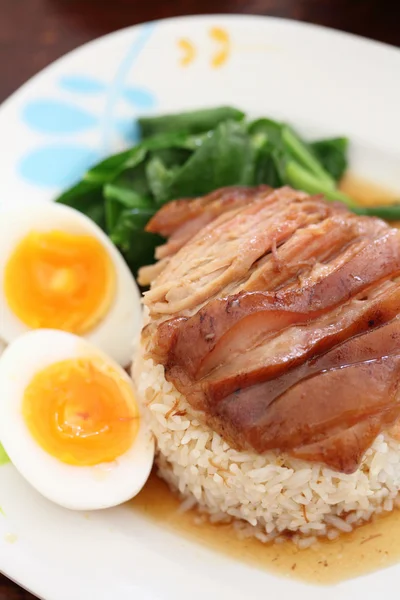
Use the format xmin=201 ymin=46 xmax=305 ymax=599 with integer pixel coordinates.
xmin=138 ymin=185 xmax=271 ymax=286
xmin=142 ymin=186 xmax=400 ymax=472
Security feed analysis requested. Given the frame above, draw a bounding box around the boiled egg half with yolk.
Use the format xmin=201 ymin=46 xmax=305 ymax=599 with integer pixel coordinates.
xmin=0 ymin=201 xmax=142 ymax=366
xmin=0 ymin=329 xmax=154 ymax=509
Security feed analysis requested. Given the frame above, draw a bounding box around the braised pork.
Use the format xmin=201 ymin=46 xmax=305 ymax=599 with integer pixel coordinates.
xmin=138 ymin=185 xmax=271 ymax=286
xmin=142 ymin=186 xmax=400 ymax=472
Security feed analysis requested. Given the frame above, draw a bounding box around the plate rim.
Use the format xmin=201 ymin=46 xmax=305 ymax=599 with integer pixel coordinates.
xmin=0 ymin=13 xmax=399 ymax=600
xmin=1 ymin=13 xmax=399 ymax=113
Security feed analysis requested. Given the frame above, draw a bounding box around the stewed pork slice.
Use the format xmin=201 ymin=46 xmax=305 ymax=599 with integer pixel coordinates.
xmin=147 ymin=185 xmax=272 ymax=258
xmin=143 ymin=186 xmax=400 ymax=473
xmin=137 ymin=185 xmax=271 ymax=286
xmin=215 ymin=356 xmax=400 ymax=474
xmin=240 ymin=213 xmax=388 ymax=293
xmin=160 ymin=278 xmax=400 ymax=406
xmin=143 ymin=189 xmax=338 ymax=316
xmin=211 ymin=316 xmax=400 ymax=419
xmin=205 ymin=318 xmax=400 ymax=472
xmin=152 ymin=224 xmax=400 ymax=377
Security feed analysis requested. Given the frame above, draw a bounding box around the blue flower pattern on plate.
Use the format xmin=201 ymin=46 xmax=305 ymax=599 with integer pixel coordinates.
xmin=18 ymin=24 xmax=157 ymax=189
xmin=19 ymin=145 xmax=101 ymax=187
xmin=123 ymin=86 xmax=156 ymax=109
xmin=59 ymin=75 xmax=106 ymax=95
xmin=22 ymin=100 xmax=98 ymax=134
xmin=114 ymin=118 xmax=140 ymax=145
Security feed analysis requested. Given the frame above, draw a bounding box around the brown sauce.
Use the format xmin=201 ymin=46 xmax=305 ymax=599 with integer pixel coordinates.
xmin=341 ymin=174 xmax=400 ymax=231
xmin=132 ymin=175 xmax=400 ymax=585
xmin=340 ymin=173 xmax=398 ymax=207
xmin=131 ymin=473 xmax=400 ymax=585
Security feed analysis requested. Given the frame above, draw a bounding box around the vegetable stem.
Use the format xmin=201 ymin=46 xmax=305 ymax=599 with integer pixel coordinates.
xmin=282 ymin=127 xmax=335 ymax=188
xmin=56 ymin=105 xmax=399 ymax=278
xmin=285 ymin=162 xmax=358 ymax=209
xmin=352 ymin=204 xmax=400 ymax=220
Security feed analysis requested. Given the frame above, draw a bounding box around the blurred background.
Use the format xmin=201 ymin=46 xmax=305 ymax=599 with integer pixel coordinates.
xmin=0 ymin=0 xmax=399 ymax=597
xmin=1 ymin=0 xmax=400 ymax=104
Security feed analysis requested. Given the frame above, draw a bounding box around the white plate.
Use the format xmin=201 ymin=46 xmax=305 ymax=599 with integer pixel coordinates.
xmin=0 ymin=14 xmax=400 ymax=600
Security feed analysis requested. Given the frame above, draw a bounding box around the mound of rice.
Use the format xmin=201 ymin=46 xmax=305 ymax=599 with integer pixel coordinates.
xmin=135 ymin=350 xmax=400 ymax=547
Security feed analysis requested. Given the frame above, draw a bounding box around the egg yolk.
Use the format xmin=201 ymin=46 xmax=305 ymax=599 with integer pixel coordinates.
xmin=22 ymin=358 xmax=139 ymax=466
xmin=4 ymin=231 xmax=115 ymax=334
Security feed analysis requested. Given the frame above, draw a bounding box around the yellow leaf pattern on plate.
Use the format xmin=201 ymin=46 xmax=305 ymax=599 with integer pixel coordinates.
xmin=209 ymin=27 xmax=230 ymax=68
xmin=178 ymin=38 xmax=196 ymax=67
xmin=177 ymin=28 xmax=231 ymax=68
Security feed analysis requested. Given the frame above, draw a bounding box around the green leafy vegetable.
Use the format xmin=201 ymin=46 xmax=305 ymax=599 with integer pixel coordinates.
xmin=352 ymin=204 xmax=400 ymax=220
xmin=86 ymin=147 xmax=147 ymax=184
xmin=104 ymin=183 xmax=150 ymax=232
xmin=138 ymin=106 xmax=245 ymax=138
xmin=0 ymin=443 xmax=9 ymax=466
xmin=56 ymin=105 xmax=399 ymax=278
xmin=145 ymin=157 xmax=179 ymax=203
xmin=310 ymin=137 xmax=349 ymax=182
xmin=281 ymin=126 xmax=334 ymax=187
xmin=111 ymin=208 xmax=163 ymax=275
xmin=285 ymin=162 xmax=357 ymax=207
xmin=56 ymin=180 xmax=106 ymax=230
xmin=166 ymin=121 xmax=257 ymax=200
xmin=248 ymin=118 xmax=283 ymax=147
xmin=253 ymin=142 xmax=283 ymax=188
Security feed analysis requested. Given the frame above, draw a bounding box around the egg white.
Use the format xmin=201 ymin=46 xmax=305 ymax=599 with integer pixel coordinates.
xmin=0 ymin=201 xmax=142 ymax=366
xmin=0 ymin=329 xmax=154 ymax=510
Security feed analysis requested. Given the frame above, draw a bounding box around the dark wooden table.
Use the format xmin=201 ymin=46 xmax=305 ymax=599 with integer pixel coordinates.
xmin=0 ymin=0 xmax=399 ymax=597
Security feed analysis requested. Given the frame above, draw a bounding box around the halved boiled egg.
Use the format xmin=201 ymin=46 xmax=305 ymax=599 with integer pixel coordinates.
xmin=0 ymin=329 xmax=154 ymax=509
xmin=0 ymin=202 xmax=142 ymax=366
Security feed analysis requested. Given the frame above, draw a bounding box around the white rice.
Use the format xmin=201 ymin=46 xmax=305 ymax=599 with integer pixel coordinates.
xmin=135 ymin=349 xmax=400 ymax=544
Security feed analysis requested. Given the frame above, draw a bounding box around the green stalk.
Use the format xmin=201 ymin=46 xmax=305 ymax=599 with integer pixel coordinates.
xmin=0 ymin=443 xmax=9 ymax=465
xmin=352 ymin=204 xmax=400 ymax=220
xmin=282 ymin=127 xmax=335 ymax=188
xmin=286 ymin=161 xmax=400 ymax=220
xmin=285 ymin=161 xmax=358 ymax=208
